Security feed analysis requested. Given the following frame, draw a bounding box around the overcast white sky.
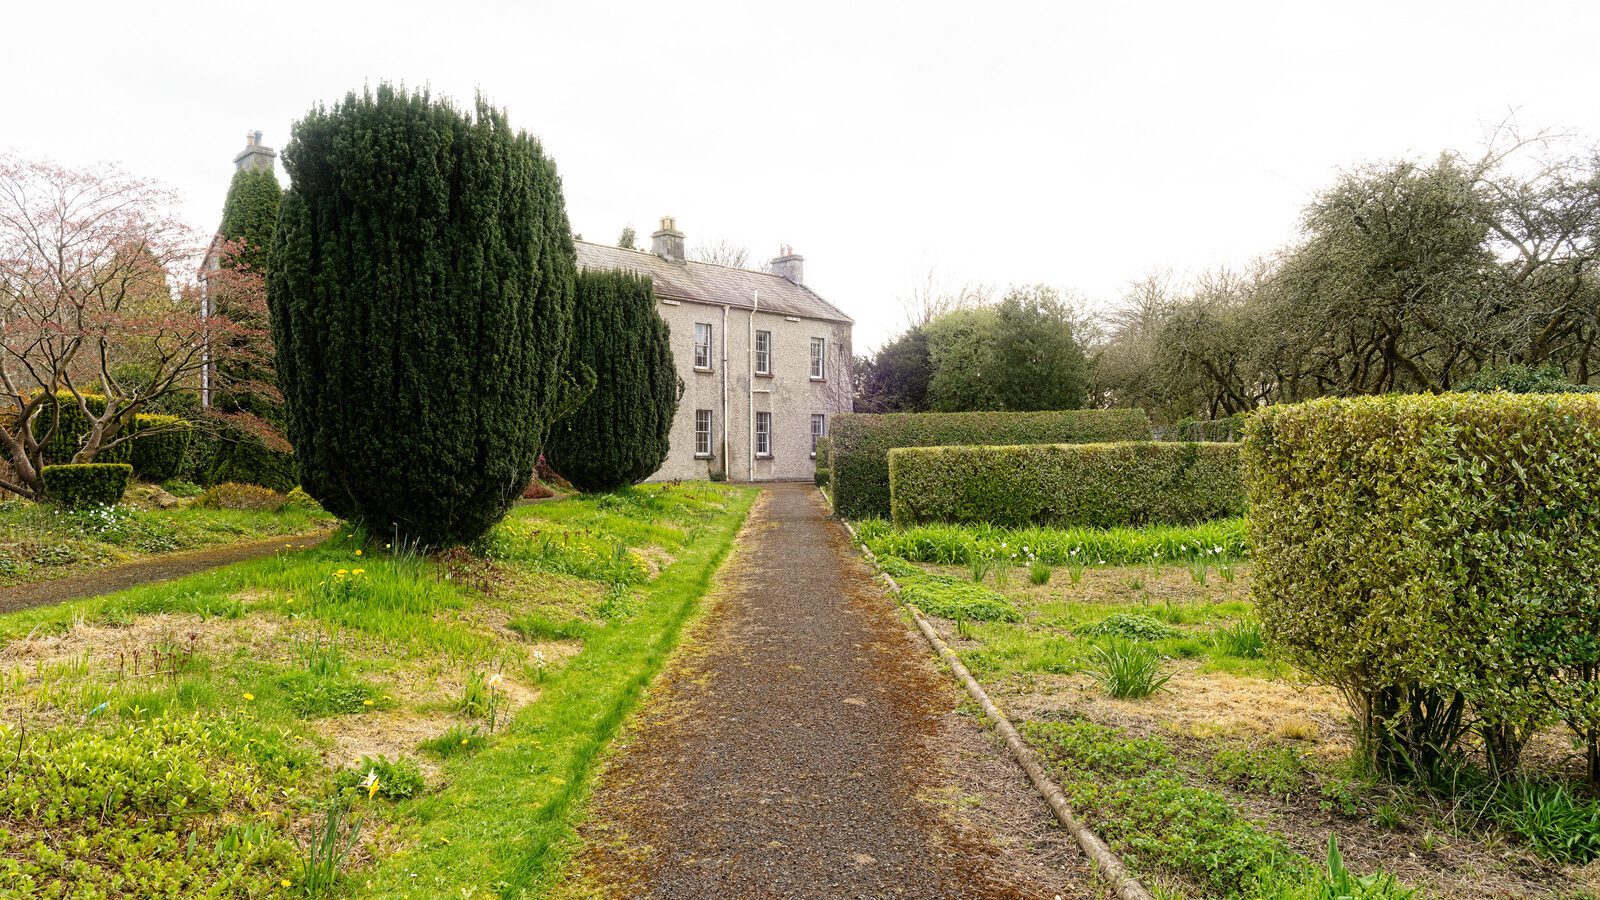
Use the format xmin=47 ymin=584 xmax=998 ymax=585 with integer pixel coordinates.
xmin=5 ymin=1 xmax=1598 ymax=351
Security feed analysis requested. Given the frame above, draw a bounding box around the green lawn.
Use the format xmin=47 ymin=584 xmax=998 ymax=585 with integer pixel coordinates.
xmin=0 ymin=482 xmax=755 ymax=898
xmin=0 ymin=486 xmax=334 ymax=587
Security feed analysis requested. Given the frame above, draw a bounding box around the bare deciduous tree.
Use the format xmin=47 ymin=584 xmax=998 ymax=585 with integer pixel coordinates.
xmin=0 ymin=155 xmax=266 ymax=500
xmin=689 ymin=239 xmax=751 ymax=269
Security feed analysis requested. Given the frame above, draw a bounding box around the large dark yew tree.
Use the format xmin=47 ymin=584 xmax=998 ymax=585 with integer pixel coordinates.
xmin=545 ymin=269 xmax=680 ymax=491
xmin=269 ymin=86 xmax=575 ymax=544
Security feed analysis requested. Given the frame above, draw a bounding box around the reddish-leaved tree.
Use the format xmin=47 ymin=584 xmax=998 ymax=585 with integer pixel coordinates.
xmin=0 ymin=154 xmax=269 ymax=500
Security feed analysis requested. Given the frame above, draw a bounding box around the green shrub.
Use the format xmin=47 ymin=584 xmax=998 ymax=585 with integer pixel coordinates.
xmin=1080 ymin=612 xmax=1179 ymax=641
xmin=889 ymin=441 xmax=1243 ymax=528
xmin=830 ymin=409 xmax=1151 ymax=519
xmin=1456 ymin=363 xmax=1591 ymax=394
xmin=894 ymin=569 xmax=1020 ymax=622
xmin=197 ymin=482 xmax=289 ymax=511
xmin=544 ymin=269 xmax=679 ymax=492
xmin=29 ymin=392 xmax=132 ymax=465
xmin=1244 ymin=393 xmax=1600 ymax=779
xmin=272 ymin=85 xmax=574 ymax=545
xmin=814 ymin=466 xmax=830 ymax=488
xmin=129 ymin=415 xmax=191 ymax=481
xmin=42 ymin=463 xmax=132 ymax=509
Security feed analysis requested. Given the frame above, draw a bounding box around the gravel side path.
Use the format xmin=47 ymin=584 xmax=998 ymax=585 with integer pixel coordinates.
xmin=0 ymin=531 xmax=330 ymax=614
xmin=575 ymin=483 xmax=1094 ymax=898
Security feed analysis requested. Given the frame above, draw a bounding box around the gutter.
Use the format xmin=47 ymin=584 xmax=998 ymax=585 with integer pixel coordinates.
xmin=748 ymin=290 xmax=759 ymax=483
xmin=721 ymin=304 xmax=729 ymax=480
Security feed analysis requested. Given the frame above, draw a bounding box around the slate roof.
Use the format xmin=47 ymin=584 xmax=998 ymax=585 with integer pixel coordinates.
xmin=573 ymin=241 xmax=853 ymax=325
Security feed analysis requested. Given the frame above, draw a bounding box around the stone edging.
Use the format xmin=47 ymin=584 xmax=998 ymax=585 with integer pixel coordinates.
xmin=833 ymin=501 xmax=1154 ymax=900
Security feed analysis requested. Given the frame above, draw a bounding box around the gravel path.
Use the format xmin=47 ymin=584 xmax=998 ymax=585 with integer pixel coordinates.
xmin=0 ymin=531 xmax=330 ymax=614
xmin=577 ymin=483 xmax=1094 ymax=898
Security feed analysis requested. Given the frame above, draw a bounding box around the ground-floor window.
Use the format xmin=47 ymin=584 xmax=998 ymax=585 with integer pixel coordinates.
xmin=810 ymin=414 xmax=825 ymax=457
xmin=694 ymin=409 xmax=713 ymax=457
xmin=755 ymin=411 xmax=772 ymax=458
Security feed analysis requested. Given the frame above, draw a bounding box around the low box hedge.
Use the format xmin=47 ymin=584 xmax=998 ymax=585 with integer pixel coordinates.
xmin=42 ymin=463 xmax=133 ymax=509
xmin=1243 ymin=392 xmax=1600 ymax=776
xmin=830 ymin=409 xmax=1151 ymax=519
xmin=888 ymin=441 xmax=1243 ymax=528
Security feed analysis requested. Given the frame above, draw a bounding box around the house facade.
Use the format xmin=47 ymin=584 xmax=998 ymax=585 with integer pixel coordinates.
xmin=575 ymin=218 xmax=853 ymax=483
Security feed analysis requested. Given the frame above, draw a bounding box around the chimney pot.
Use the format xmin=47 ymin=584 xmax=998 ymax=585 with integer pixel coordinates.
xmin=769 ymin=246 xmax=804 ymax=284
xmin=233 ymin=129 xmax=277 ymax=174
xmin=651 ymin=215 xmax=685 ymax=262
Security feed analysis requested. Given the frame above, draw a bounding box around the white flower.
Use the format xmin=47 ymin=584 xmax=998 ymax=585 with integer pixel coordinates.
xmin=486 ymin=673 xmax=505 ymax=688
xmin=361 ymin=770 xmax=378 ymax=790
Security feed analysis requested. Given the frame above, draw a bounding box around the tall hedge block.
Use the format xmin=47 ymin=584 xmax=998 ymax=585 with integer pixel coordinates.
xmin=1243 ymin=393 xmax=1600 ymax=774
xmin=130 ymin=416 xmax=192 ymax=482
xmin=829 ymin=409 xmax=1151 ymax=519
xmin=889 ymin=441 xmax=1243 ymax=528
xmin=270 ymin=86 xmax=576 ymax=545
xmin=544 ymin=270 xmax=680 ymax=492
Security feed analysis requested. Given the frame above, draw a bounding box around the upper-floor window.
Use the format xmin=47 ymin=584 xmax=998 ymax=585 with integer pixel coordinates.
xmin=755 ymin=330 xmax=772 ymax=376
xmin=755 ymin=411 xmax=772 ymax=458
xmin=694 ymin=409 xmax=714 ymax=458
xmin=811 ymin=414 xmax=826 ymax=457
xmin=694 ymin=323 xmax=713 ymax=370
xmin=809 ymin=337 xmax=826 ymax=380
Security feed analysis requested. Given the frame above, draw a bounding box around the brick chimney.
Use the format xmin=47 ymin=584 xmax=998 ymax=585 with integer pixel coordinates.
xmin=233 ymin=130 xmax=276 ymax=174
xmin=651 ymin=215 xmax=685 ymax=262
xmin=769 ymin=244 xmax=803 ymax=284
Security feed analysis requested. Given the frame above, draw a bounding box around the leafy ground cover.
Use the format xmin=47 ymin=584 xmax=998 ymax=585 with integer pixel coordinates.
xmin=859 ymin=518 xmax=1600 ymax=899
xmin=0 ymin=483 xmax=333 ymax=587
xmin=0 ymin=482 xmax=755 ymax=898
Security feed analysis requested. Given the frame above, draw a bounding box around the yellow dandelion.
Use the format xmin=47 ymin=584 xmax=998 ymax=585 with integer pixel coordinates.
xmin=363 ymin=699 xmax=374 ymax=707
xmin=335 ymin=568 xmax=348 ymax=576
xmin=460 ymin=738 xmax=469 ymax=746
xmin=352 ymin=568 xmax=365 ymax=575
xmin=281 ymin=879 xmax=291 ymax=887
xmin=355 ymin=549 xmax=363 ymax=556
xmin=243 ymin=693 xmax=255 ymax=701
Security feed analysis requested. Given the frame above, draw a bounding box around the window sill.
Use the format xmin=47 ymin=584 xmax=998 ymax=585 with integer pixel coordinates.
xmin=755 ymin=371 xmax=773 ymax=379
xmin=694 ymin=454 xmax=714 ymax=460
xmin=756 ymin=454 xmax=773 ymax=460
xmin=809 ymin=376 xmax=826 ymax=383
xmin=694 ymin=366 xmax=714 ymax=374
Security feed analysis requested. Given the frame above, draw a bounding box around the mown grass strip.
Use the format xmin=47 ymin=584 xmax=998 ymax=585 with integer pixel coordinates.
xmin=356 ymin=487 xmax=756 ymax=897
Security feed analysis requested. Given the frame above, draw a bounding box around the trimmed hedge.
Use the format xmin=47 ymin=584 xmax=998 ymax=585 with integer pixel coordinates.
xmin=830 ymin=409 xmax=1151 ymax=520
xmin=1243 ymin=393 xmax=1600 ymax=777
xmin=31 ymin=393 xmax=131 ymax=466
xmin=1154 ymin=416 xmax=1243 ymax=443
xmin=130 ymin=416 xmax=192 ymax=482
xmin=42 ymin=463 xmax=132 ymax=509
xmin=889 ymin=441 xmax=1243 ymax=528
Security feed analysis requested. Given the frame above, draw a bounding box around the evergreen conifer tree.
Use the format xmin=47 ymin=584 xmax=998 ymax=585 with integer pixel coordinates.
xmin=545 ymin=270 xmax=680 ymax=491
xmin=269 ymin=85 xmax=576 ymax=544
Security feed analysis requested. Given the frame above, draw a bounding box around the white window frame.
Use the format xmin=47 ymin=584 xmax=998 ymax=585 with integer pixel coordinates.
xmin=754 ymin=329 xmax=772 ymax=376
xmin=755 ymin=411 xmax=772 ymax=458
xmin=694 ymin=323 xmax=713 ymax=371
xmin=694 ymin=409 xmax=713 ymax=458
xmin=809 ymin=336 xmax=826 ymax=380
xmin=810 ymin=414 xmax=825 ymax=458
